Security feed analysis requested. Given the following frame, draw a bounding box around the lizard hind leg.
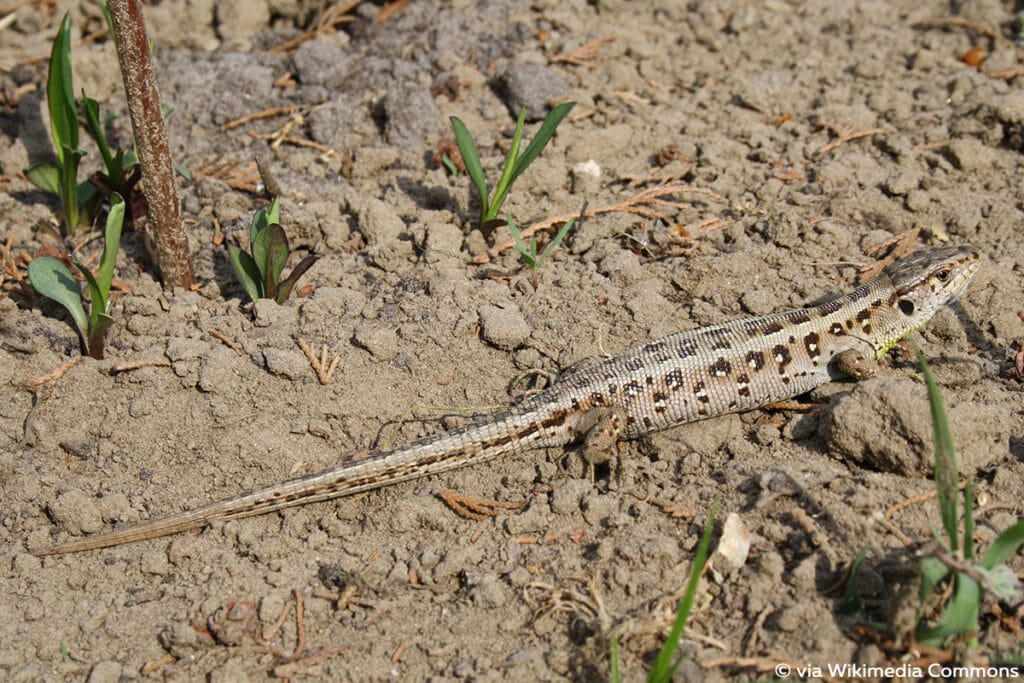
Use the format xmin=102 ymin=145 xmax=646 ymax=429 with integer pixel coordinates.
xmin=833 ymin=349 xmax=879 ymax=381
xmin=566 ymin=407 xmax=629 ymax=482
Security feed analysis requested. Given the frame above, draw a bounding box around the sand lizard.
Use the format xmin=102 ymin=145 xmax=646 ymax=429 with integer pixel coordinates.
xmin=30 ymin=245 xmax=979 ymax=556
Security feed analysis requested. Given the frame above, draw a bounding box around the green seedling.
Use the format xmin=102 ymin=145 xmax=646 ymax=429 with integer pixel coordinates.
xmin=914 ymin=350 xmax=1024 ymax=648
xmin=27 ymin=194 xmax=125 ymax=359
xmin=228 ymin=199 xmax=319 ymax=304
xmin=610 ymin=500 xmax=718 ymax=683
xmin=82 ymin=94 xmax=142 ymax=208
xmin=507 ymin=213 xmax=575 ymax=289
xmin=25 ymin=13 xmax=101 ymax=236
xmin=450 ymin=102 xmax=575 ymax=226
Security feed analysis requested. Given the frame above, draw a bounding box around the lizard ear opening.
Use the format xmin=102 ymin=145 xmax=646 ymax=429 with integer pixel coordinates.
xmin=898 ymin=299 xmax=915 ymax=316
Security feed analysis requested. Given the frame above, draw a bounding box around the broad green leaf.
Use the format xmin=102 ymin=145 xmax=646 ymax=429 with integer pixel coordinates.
xmin=96 ymin=194 xmax=125 ymax=303
xmin=28 ymin=257 xmax=87 ymax=337
xmin=47 ymin=13 xmax=78 ymax=162
xmin=919 ymin=350 xmax=959 ymax=550
xmin=449 ymin=116 xmax=488 ymax=217
xmin=982 ymin=520 xmax=1024 ymax=569
xmin=261 ymin=223 xmax=290 ymax=300
xmin=919 ymin=555 xmax=951 ymax=600
xmin=511 ymin=101 xmax=575 ymax=180
xmin=26 ymin=162 xmax=60 ymax=195
xmin=275 ymin=254 xmax=319 ymax=304
xmin=228 ymin=245 xmax=263 ymax=302
xmin=915 ymin=573 xmax=980 ymax=648
xmin=649 ymin=500 xmax=717 ymax=683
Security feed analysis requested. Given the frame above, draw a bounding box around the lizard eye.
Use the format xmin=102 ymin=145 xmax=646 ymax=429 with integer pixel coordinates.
xmin=935 ymin=268 xmax=950 ymax=282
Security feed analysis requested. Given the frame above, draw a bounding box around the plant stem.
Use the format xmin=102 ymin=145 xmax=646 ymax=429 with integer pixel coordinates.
xmin=107 ymin=0 xmax=194 ymax=288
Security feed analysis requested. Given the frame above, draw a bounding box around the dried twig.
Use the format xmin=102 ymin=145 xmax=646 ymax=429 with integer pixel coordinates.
xmin=859 ymin=228 xmax=920 ymax=280
xmin=437 ymin=489 xmax=527 ymax=521
xmin=297 ymin=337 xmax=341 ymax=384
xmin=271 ymin=1 xmax=362 ymax=53
xmin=111 ymin=357 xmax=172 ymax=373
xmin=221 ymin=105 xmax=302 ymax=131
xmin=550 ymin=36 xmax=616 ymax=66
xmin=21 ymin=356 xmax=82 ymax=391
xmin=473 ymin=183 xmax=726 ymax=264
xmin=193 ymin=156 xmax=261 ymax=193
xmin=815 ymin=122 xmax=887 ymax=156
xmin=209 ymin=328 xmax=245 ymax=355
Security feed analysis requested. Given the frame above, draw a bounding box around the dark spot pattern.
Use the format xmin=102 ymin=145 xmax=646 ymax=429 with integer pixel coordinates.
xmin=694 ymin=381 xmax=710 ymax=403
xmin=622 ymin=380 xmax=643 ymax=398
xmin=737 ymin=373 xmax=751 ymax=397
xmin=772 ymin=344 xmax=792 ymax=373
xmin=745 ymin=350 xmax=765 ymax=370
xmin=709 ymin=357 xmax=732 ymax=377
xmin=803 ymin=332 xmax=821 ymax=360
xmin=829 ymin=322 xmax=844 ymax=335
xmin=761 ymin=321 xmax=783 ymax=335
xmin=665 ymin=369 xmax=685 ymax=390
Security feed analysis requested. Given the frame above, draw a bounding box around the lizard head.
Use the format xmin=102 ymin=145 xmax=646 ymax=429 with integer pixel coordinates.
xmin=881 ymin=245 xmax=980 ymax=344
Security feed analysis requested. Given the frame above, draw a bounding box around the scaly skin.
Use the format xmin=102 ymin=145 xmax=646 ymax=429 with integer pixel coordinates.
xmin=30 ymin=245 xmax=979 ymax=556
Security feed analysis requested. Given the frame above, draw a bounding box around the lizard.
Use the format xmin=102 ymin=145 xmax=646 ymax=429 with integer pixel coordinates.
xmin=30 ymin=245 xmax=980 ymax=556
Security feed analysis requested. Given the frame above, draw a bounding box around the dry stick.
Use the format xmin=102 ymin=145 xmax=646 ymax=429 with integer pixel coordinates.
xmin=473 ymin=184 xmax=725 ymax=264
xmin=108 ymin=0 xmax=194 ymax=288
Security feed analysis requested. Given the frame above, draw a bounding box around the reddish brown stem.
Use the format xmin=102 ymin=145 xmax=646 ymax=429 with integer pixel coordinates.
xmin=108 ymin=0 xmax=194 ymax=288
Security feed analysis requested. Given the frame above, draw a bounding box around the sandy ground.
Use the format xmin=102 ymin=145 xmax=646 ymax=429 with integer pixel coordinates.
xmin=1 ymin=0 xmax=1023 ymax=680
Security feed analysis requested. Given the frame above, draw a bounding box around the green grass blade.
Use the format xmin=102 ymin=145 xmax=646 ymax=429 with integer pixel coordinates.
xmin=505 ymin=214 xmax=536 ymax=269
xmin=840 ymin=548 xmax=869 ymax=617
xmin=28 ymin=257 xmax=88 ymax=337
xmin=485 ymin=107 xmax=526 ymax=222
xmin=96 ymin=194 xmax=125 ymax=305
xmin=918 ymin=349 xmax=959 ymax=551
xmin=538 ymin=217 xmax=575 ymax=264
xmin=963 ymin=478 xmax=974 ymax=560
xmin=981 ymin=520 xmax=1024 ymax=570
xmin=47 ymin=13 xmax=79 ymax=162
xmin=648 ymin=500 xmax=717 ymax=683
xmin=72 ymin=259 xmax=104 ymax=332
xmin=609 ymin=633 xmax=622 ymax=683
xmin=82 ymin=95 xmax=116 ymax=174
xmin=511 ymin=101 xmax=575 ymax=180
xmin=449 ymin=116 xmax=489 ymax=218
xmin=228 ymin=245 xmax=263 ymax=302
